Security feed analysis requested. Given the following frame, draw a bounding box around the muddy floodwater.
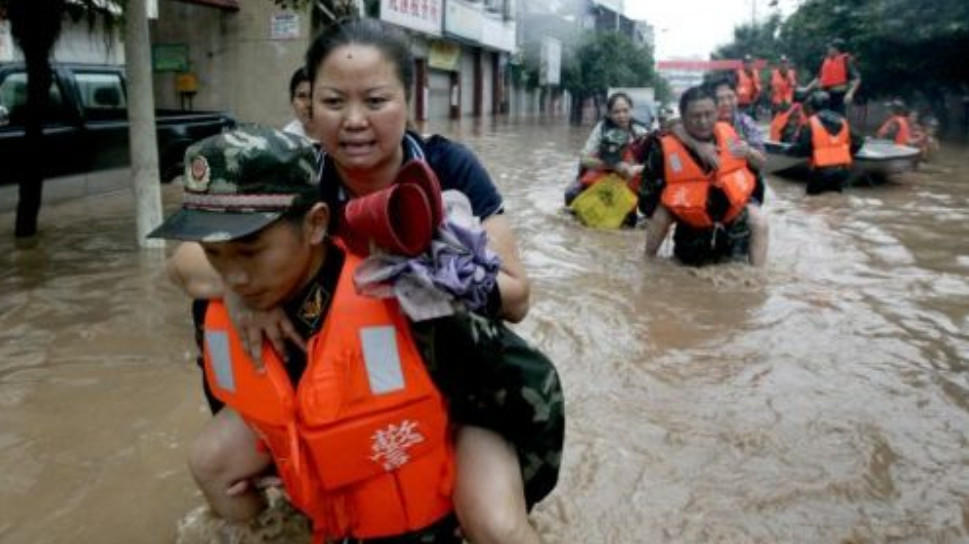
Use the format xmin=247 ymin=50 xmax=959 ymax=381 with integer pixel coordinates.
xmin=2 ymin=119 xmax=969 ymax=543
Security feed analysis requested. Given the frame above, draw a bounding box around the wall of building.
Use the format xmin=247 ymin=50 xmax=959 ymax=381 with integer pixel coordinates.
xmin=150 ymin=2 xmax=311 ymax=127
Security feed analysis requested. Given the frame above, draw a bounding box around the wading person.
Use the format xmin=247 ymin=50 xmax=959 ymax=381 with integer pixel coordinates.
xmin=638 ymin=85 xmax=769 ymax=267
xmin=787 ymin=91 xmax=863 ymax=195
xmin=165 ymin=18 xmax=560 ymax=544
xmin=152 ymin=125 xmax=464 ymax=542
xmin=564 ymin=91 xmax=650 ymax=207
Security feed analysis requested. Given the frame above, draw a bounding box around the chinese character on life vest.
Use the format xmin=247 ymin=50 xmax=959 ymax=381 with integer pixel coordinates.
xmin=369 ymin=419 xmax=425 ymax=471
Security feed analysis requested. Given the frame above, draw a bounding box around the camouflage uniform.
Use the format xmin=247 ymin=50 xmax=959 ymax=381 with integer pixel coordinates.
xmin=413 ymin=312 xmax=565 ymax=509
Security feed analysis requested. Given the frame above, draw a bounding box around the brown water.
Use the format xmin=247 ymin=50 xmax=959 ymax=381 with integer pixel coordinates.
xmin=2 ymin=119 xmax=969 ymax=543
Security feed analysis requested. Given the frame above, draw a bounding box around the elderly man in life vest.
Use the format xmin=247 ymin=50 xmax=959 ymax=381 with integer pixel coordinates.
xmin=787 ymin=91 xmax=864 ymax=195
xmin=804 ymin=38 xmax=861 ymax=116
xmin=637 ymin=85 xmax=769 ymax=267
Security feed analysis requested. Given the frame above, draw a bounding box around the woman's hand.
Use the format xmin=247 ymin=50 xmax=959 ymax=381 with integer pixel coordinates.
xmin=224 ymin=291 xmax=306 ymax=371
xmin=482 ymin=214 xmax=531 ymax=323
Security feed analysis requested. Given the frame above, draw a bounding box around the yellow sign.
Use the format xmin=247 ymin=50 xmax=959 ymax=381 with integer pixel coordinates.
xmin=175 ymin=72 xmax=199 ymax=94
xmin=428 ymin=40 xmax=461 ymax=72
xmin=569 ymin=175 xmax=639 ymax=229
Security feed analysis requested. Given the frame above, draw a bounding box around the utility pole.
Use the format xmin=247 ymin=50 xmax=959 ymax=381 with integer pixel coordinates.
xmin=124 ymin=0 xmax=164 ymax=248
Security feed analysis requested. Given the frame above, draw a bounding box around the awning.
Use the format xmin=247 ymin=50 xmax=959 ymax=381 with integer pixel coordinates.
xmin=172 ymin=0 xmax=240 ymax=11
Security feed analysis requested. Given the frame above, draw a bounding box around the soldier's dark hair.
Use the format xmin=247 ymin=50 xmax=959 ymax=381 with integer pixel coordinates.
xmin=679 ymin=85 xmax=717 ymax=116
xmin=288 ymin=67 xmax=309 ymax=101
xmin=305 ymin=18 xmax=414 ymax=102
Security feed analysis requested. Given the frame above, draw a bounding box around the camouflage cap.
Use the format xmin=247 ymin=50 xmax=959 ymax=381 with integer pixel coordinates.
xmin=149 ymin=124 xmax=319 ymax=242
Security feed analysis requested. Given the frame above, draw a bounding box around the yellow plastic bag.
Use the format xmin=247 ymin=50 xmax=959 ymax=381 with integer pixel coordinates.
xmin=569 ymin=174 xmax=638 ymax=229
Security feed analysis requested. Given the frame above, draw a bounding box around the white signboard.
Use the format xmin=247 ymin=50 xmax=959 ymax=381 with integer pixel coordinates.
xmin=539 ymin=37 xmax=561 ymax=86
xmin=480 ymin=15 xmax=515 ymax=53
xmin=444 ymin=0 xmax=482 ymax=42
xmin=380 ymin=0 xmax=443 ymax=36
xmin=0 ymin=21 xmax=14 ymax=63
xmin=270 ymin=13 xmax=300 ymax=41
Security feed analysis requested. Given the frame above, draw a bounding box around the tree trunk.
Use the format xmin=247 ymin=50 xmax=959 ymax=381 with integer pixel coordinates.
xmin=569 ymin=92 xmax=584 ymax=125
xmin=7 ymin=0 xmax=65 ymax=239
xmin=14 ymin=56 xmax=51 ymax=239
xmin=124 ymin=0 xmax=164 ymax=248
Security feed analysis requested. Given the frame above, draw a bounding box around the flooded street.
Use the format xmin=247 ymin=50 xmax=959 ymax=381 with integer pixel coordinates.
xmin=2 ymin=118 xmax=969 ymax=543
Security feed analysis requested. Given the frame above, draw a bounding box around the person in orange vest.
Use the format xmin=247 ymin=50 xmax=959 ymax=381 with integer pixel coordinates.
xmin=787 ymin=91 xmax=863 ymax=195
xmin=159 ymin=19 xmax=563 ymax=544
xmin=769 ymin=89 xmax=808 ymax=143
xmin=564 ymin=91 xmax=650 ymax=209
xmin=735 ymin=54 xmax=762 ymax=119
xmin=804 ymin=38 xmax=861 ymax=116
xmin=637 ymin=85 xmax=769 ymax=266
xmin=769 ymin=55 xmax=797 ymax=117
xmin=876 ymin=99 xmax=913 ymax=145
xmin=151 ymin=125 xmax=563 ymax=544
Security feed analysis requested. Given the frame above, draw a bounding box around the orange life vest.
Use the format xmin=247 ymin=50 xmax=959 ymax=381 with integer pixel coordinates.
xmin=820 ymin=53 xmax=850 ymax=89
xmin=736 ymin=68 xmax=759 ymax=105
xmin=659 ymin=122 xmax=756 ymax=228
xmin=770 ymin=68 xmax=796 ymax=105
xmin=876 ymin=115 xmax=911 ymax=145
xmin=809 ymin=115 xmax=852 ymax=168
xmin=770 ymin=103 xmax=803 ymax=141
xmin=202 ymin=252 xmax=454 ymax=542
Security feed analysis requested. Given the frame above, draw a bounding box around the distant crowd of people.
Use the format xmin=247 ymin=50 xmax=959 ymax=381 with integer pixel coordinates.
xmin=565 ymin=37 xmax=943 ymax=269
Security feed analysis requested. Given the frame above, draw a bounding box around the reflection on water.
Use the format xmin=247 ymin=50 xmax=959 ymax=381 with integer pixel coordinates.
xmin=2 ymin=119 xmax=969 ymax=543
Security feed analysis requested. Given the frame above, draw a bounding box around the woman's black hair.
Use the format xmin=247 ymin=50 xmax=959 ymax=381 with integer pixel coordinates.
xmin=305 ymin=18 xmax=414 ymax=101
xmin=602 ymin=92 xmax=637 ymax=130
xmin=679 ymin=85 xmax=717 ymax=117
xmin=606 ymin=92 xmax=633 ymax=112
xmin=288 ymin=67 xmax=309 ymax=101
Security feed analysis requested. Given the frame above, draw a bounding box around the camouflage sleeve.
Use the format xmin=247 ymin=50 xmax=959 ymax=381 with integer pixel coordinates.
xmin=411 ymin=313 xmax=565 ymax=508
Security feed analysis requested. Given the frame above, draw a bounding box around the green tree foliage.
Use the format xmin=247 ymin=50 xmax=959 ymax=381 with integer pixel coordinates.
xmin=717 ymin=0 xmax=969 ymax=102
xmin=560 ymin=31 xmax=660 ymax=122
xmin=713 ymin=13 xmax=785 ymax=63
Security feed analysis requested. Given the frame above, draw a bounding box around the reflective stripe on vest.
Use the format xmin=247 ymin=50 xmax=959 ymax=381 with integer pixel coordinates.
xmin=820 ymin=54 xmax=849 ymax=89
xmin=659 ymin=122 xmax=756 ymax=228
xmin=203 ymin=252 xmax=454 ymax=540
xmin=809 ymin=115 xmax=852 ymax=168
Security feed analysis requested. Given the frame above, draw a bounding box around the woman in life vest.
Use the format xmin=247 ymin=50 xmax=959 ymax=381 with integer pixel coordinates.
xmin=564 ymin=92 xmax=650 ymax=205
xmin=167 ymin=18 xmax=555 ymax=544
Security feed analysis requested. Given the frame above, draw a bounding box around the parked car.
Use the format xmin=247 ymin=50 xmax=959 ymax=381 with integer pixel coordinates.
xmin=0 ymin=62 xmax=235 ymax=185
